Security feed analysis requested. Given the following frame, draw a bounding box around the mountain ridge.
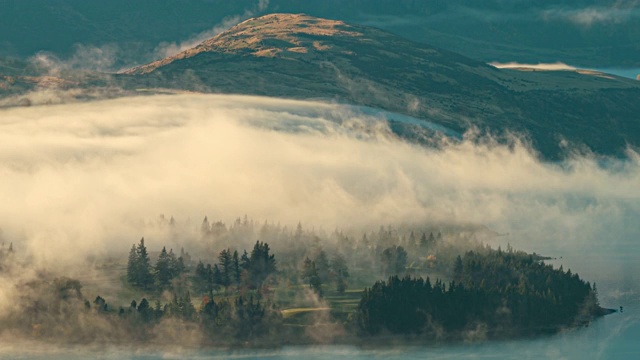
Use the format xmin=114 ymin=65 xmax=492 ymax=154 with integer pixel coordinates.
xmin=118 ymin=13 xmax=640 ymax=159
xmin=1 ymin=13 xmax=639 ymax=159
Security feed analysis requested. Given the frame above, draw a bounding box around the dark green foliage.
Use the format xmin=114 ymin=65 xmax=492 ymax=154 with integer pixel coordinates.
xmin=331 ymin=253 xmax=349 ymax=294
xmin=168 ymin=248 xmax=185 ymax=277
xmin=126 ymin=238 xmax=153 ymax=290
xmin=331 ymin=254 xmax=349 ymax=278
xmin=137 ymin=298 xmax=154 ymax=322
xmin=233 ymin=295 xmax=266 ymax=340
xmin=201 ymin=291 xmax=217 ymax=322
xmin=308 ymin=261 xmax=323 ymax=297
xmin=94 ymin=295 xmax=107 ymax=312
xmin=453 ymin=255 xmax=463 ymax=282
xmin=232 ymin=250 xmax=241 ymax=286
xmin=126 ymin=245 xmax=137 ymax=285
xmin=314 ymin=250 xmax=330 ymax=283
xmin=241 ymin=250 xmax=250 ymax=270
xmin=194 ymin=261 xmax=214 ymax=293
xmin=358 ymin=249 xmax=602 ymax=337
xmin=193 ymin=243 xmax=276 ymax=295
xmin=166 ymin=292 xmax=196 ymax=321
xmin=155 ymin=247 xmax=172 ymax=290
xmin=302 ymin=257 xmax=313 ymax=280
xmin=301 ymin=256 xmax=323 ymax=296
xmin=218 ymin=249 xmax=232 ymax=287
xmin=213 ymin=264 xmax=222 ymax=288
xmin=53 ymin=277 xmax=83 ymax=300
xmin=380 ymin=246 xmax=408 ymax=277
xmin=247 ymin=241 xmax=277 ymax=289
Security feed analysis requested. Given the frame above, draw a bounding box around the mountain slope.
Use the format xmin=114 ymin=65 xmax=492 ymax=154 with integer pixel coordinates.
xmin=119 ymin=14 xmax=640 ymax=159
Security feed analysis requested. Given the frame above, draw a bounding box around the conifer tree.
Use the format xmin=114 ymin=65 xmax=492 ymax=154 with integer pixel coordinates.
xmin=232 ymin=250 xmax=241 ymax=286
xmin=248 ymin=241 xmax=277 ymax=288
xmin=127 ymin=244 xmax=138 ymax=285
xmin=155 ymin=246 xmax=172 ymax=290
xmin=135 ymin=237 xmax=153 ymax=290
xmin=314 ymin=250 xmax=330 ymax=283
xmin=218 ymin=249 xmax=232 ymax=287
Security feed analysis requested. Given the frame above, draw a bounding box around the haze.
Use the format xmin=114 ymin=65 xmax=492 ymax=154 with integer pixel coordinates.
xmin=0 ymin=94 xmax=638 ymax=267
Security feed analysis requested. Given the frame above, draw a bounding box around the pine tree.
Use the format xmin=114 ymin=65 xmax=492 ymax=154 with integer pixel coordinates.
xmin=135 ymin=237 xmax=153 ymax=290
xmin=408 ymin=231 xmax=416 ymax=247
xmin=428 ymin=232 xmax=436 ymax=248
xmin=182 ymin=291 xmax=196 ymax=320
xmin=248 ymin=241 xmax=277 ymax=288
xmin=201 ymin=216 xmax=210 ymax=236
xmin=308 ymin=261 xmax=323 ymax=297
xmin=419 ymin=233 xmax=428 ymax=249
xmin=331 ymin=253 xmax=349 ymax=293
xmin=302 ymin=257 xmax=313 ymax=280
xmin=155 ymin=246 xmax=172 ymax=290
xmin=314 ymin=250 xmax=330 ymax=283
xmin=213 ymin=264 xmax=222 ymax=288
xmin=453 ymin=255 xmax=463 ymax=282
xmin=218 ymin=249 xmax=232 ymax=287
xmin=232 ymin=250 xmax=241 ymax=286
xmin=127 ymin=244 xmax=138 ymax=285
xmin=241 ymin=250 xmax=251 ymax=270
xmin=195 ymin=261 xmax=210 ymax=293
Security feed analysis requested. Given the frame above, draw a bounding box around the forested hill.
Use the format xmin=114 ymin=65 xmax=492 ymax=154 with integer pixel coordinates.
xmin=119 ymin=13 xmax=640 ymax=160
xmin=358 ymin=248 xmax=610 ymax=339
xmin=0 ymin=222 xmax=613 ymax=346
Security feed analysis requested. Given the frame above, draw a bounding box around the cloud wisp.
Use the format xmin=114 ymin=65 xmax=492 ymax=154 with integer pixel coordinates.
xmin=153 ymin=0 xmax=270 ymax=59
xmin=541 ymin=2 xmax=640 ymax=26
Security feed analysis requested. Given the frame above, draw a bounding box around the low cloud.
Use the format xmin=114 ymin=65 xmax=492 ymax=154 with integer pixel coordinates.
xmin=0 ymin=94 xmax=637 ymax=270
xmin=489 ymin=62 xmax=577 ymax=71
xmin=541 ymin=2 xmax=640 ymax=26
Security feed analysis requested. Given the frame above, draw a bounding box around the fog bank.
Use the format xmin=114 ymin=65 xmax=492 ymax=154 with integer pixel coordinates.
xmin=0 ymin=94 xmax=638 ymax=268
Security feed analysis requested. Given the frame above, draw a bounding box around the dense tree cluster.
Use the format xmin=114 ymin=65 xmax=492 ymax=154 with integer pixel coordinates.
xmin=357 ymin=248 xmax=602 ymax=338
xmin=301 ymin=249 xmax=350 ymax=296
xmin=1 ymin=221 xmax=611 ymax=346
xmin=126 ymin=238 xmax=186 ymax=291
xmin=194 ymin=241 xmax=277 ymax=293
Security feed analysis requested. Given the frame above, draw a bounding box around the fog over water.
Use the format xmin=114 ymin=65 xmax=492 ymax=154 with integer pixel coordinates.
xmin=0 ymin=94 xmax=638 ymax=358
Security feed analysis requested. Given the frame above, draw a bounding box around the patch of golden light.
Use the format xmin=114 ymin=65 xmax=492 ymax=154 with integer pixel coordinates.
xmin=287 ymin=47 xmax=308 ymax=53
xmin=313 ymin=41 xmax=330 ymax=51
xmin=253 ymin=48 xmax=281 ymax=57
xmin=126 ymin=14 xmax=362 ymax=74
xmin=576 ymin=69 xmax=615 ymax=79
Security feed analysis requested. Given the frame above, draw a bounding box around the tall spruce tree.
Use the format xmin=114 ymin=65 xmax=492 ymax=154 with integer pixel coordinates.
xmin=248 ymin=241 xmax=276 ymax=288
xmin=135 ymin=237 xmax=153 ymax=290
xmin=218 ymin=249 xmax=232 ymax=287
xmin=127 ymin=244 xmax=138 ymax=285
xmin=155 ymin=246 xmax=172 ymax=290
xmin=232 ymin=250 xmax=241 ymax=286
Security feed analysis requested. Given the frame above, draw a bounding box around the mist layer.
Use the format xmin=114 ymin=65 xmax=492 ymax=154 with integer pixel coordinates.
xmin=0 ymin=94 xmax=638 ymax=267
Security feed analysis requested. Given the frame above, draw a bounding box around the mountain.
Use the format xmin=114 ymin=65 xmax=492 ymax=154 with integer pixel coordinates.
xmin=1 ymin=1 xmax=639 ymax=68
xmin=120 ymin=14 xmax=640 ymax=159
xmin=1 ymin=13 xmax=639 ymax=159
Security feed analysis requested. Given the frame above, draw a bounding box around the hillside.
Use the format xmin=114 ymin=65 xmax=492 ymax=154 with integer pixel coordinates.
xmin=1 ymin=1 xmax=639 ymax=68
xmin=120 ymin=14 xmax=640 ymax=159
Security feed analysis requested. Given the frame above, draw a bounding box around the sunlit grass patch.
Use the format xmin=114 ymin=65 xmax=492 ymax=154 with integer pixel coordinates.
xmin=281 ymin=307 xmax=330 ymax=319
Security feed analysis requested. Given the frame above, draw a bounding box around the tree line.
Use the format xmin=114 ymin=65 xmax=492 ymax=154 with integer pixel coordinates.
xmin=357 ymin=248 xmax=603 ymax=338
xmin=126 ymin=237 xmax=187 ymax=291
